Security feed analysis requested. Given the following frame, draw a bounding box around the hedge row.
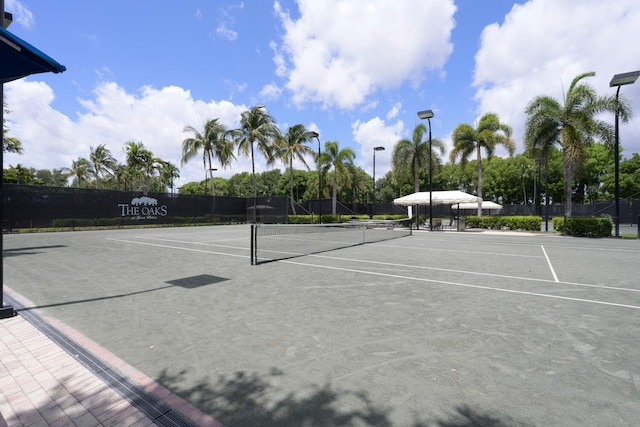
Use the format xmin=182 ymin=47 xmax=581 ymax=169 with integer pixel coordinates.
xmin=551 ymin=216 xmax=612 ymax=237
xmin=50 ymin=215 xmax=243 ymax=228
xmin=464 ymin=216 xmax=542 ymax=231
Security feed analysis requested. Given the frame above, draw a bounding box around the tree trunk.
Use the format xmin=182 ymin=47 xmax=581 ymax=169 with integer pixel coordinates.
xmin=251 ymin=141 xmax=256 ymax=223
xmin=413 ymin=155 xmax=420 ymax=193
xmin=332 ymin=174 xmax=337 ymax=215
xmin=289 ymin=159 xmax=296 ymax=215
xmin=477 ymin=145 xmax=483 ymax=217
xmin=563 ymin=149 xmax=572 ymax=216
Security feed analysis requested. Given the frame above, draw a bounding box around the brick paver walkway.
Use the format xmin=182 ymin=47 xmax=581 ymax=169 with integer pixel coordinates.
xmin=0 ymin=289 xmax=221 ymax=427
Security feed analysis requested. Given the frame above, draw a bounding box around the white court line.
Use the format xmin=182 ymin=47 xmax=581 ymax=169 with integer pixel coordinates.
xmin=373 ymin=242 xmax=544 ymax=259
xmin=408 ymin=236 xmax=640 ymax=254
xmin=307 ymin=253 xmax=640 ymax=294
xmin=134 ymin=236 xmax=247 ymax=250
xmin=285 ymin=261 xmax=640 ymax=310
xmin=106 ymin=238 xmax=248 ymax=259
xmin=541 ymin=245 xmax=559 ymax=282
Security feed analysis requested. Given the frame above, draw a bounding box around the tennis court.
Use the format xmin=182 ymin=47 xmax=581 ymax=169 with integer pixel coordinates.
xmin=3 ymin=225 xmax=640 ymax=426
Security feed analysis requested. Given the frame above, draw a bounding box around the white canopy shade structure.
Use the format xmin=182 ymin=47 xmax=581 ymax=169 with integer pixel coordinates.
xmin=452 ymin=201 xmax=503 ymax=211
xmin=393 ymin=190 xmax=481 ymax=206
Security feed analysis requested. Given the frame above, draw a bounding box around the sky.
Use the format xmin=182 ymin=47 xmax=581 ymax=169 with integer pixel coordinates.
xmin=3 ymin=0 xmax=640 ymax=189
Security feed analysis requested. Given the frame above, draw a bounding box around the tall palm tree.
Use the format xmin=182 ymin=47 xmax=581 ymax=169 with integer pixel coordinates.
xmin=275 ymin=124 xmax=315 ymax=214
xmin=524 ymin=71 xmax=630 ymax=218
xmin=450 ymin=112 xmax=515 ymax=216
xmin=114 ymin=164 xmax=133 ymax=191
xmin=89 ymin=144 xmax=117 ymax=187
xmin=64 ymin=157 xmax=93 ymax=187
xmin=346 ymin=163 xmax=368 ymax=212
xmin=182 ymin=118 xmax=234 ymax=196
xmin=318 ymin=141 xmax=356 ymax=215
xmin=392 ymin=123 xmax=446 ymax=193
xmin=123 ymin=141 xmax=155 ymax=192
xmin=233 ymin=105 xmax=280 ymax=221
xmin=157 ymin=160 xmax=180 ymax=193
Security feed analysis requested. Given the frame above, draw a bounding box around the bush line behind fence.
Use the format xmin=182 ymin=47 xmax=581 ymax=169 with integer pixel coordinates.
xmin=552 ymin=216 xmax=613 ymax=237
xmin=464 ymin=216 xmax=542 ymax=231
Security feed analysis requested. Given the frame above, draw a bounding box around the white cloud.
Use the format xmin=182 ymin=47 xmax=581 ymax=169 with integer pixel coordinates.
xmin=351 ymin=106 xmax=405 ymax=177
xmin=386 ymin=102 xmax=402 ymax=121
xmin=214 ymin=2 xmax=245 ymax=41
xmin=259 ymin=83 xmax=282 ymax=101
xmin=273 ymin=0 xmax=456 ymax=110
xmin=216 ymin=24 xmax=238 ymax=41
xmin=5 ymin=0 xmax=34 ymax=28
xmin=4 ymin=80 xmax=250 ymax=185
xmin=474 ymin=0 xmax=640 ymax=157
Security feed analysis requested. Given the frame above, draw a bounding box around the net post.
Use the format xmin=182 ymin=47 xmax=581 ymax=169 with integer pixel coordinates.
xmin=250 ymin=224 xmax=256 ymax=265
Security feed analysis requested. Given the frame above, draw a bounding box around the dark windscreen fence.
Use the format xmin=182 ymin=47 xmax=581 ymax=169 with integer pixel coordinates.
xmin=247 ymin=196 xmax=289 ymax=224
xmin=2 ymin=184 xmax=289 ymax=230
xmin=250 ymin=219 xmax=412 ymax=265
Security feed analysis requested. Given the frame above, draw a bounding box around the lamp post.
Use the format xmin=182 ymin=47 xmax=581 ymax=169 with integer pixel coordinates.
xmin=417 ymin=109 xmax=434 ymax=231
xmin=610 ymin=70 xmax=640 ymax=238
xmin=304 ymin=131 xmax=321 ymax=223
xmin=372 ymin=146 xmax=385 ymax=218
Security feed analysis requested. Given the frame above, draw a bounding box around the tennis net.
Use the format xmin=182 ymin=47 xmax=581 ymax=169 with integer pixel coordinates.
xmin=250 ymin=219 xmax=412 ymax=265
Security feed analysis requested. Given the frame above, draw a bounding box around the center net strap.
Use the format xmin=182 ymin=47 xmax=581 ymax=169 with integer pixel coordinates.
xmin=250 ymin=219 xmax=412 ymax=265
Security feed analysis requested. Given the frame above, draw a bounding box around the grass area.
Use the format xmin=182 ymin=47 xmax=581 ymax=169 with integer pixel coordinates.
xmin=620 ymin=233 xmax=638 ymax=239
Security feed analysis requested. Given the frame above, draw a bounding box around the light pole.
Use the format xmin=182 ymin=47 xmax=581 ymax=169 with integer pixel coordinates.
xmin=372 ymin=146 xmax=385 ymax=218
xmin=610 ymin=70 xmax=640 ymax=238
xmin=304 ymin=131 xmax=321 ymax=223
xmin=417 ymin=109 xmax=434 ymax=231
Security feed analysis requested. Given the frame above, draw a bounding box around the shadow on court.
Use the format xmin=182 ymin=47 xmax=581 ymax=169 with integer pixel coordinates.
xmin=156 ymin=367 xmax=528 ymax=427
xmin=2 ymin=244 xmax=66 ymax=257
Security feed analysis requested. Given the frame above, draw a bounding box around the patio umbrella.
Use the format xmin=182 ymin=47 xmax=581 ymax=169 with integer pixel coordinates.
xmin=452 ymin=201 xmax=503 ymax=211
xmin=393 ymin=190 xmax=481 ymax=206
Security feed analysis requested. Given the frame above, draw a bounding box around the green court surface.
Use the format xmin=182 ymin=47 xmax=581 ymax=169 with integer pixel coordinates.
xmin=4 ymin=225 xmax=640 ymax=426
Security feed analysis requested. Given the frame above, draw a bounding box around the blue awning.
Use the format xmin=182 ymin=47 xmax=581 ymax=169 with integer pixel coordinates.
xmin=0 ymin=25 xmax=66 ymax=83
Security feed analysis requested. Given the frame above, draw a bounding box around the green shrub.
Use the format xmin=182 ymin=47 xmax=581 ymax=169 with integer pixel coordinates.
xmin=464 ymin=216 xmax=541 ymax=231
xmin=552 ymin=217 xmax=564 ymax=233
xmin=553 ymin=216 xmax=612 ymax=237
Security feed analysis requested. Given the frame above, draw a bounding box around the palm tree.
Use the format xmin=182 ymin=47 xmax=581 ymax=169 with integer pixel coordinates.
xmin=3 ymin=102 xmax=23 ymax=154
xmin=346 ymin=163 xmax=368 ymax=212
xmin=275 ymin=124 xmax=315 ymax=214
xmin=450 ymin=112 xmax=515 ymax=216
xmin=123 ymin=141 xmax=155 ymax=192
xmin=233 ymin=105 xmax=280 ymax=221
xmin=318 ymin=141 xmax=356 ymax=215
xmin=2 ymin=134 xmax=23 ymax=154
xmin=182 ymin=118 xmax=234 ymax=196
xmin=517 ymin=159 xmax=535 ymax=204
xmin=114 ymin=164 xmax=133 ymax=191
xmin=157 ymin=160 xmax=180 ymax=193
xmin=89 ymin=144 xmax=117 ymax=187
xmin=64 ymin=157 xmax=93 ymax=187
xmin=524 ymin=71 xmax=630 ymax=218
xmin=392 ymin=123 xmax=446 ymax=193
